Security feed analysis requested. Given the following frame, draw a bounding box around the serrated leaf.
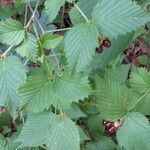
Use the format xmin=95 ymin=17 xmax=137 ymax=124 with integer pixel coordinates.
xmin=0 ymin=56 xmax=26 ymax=115
xmin=16 ymin=112 xmax=57 ymax=147
xmin=40 ymin=33 xmax=63 ymax=49
xmin=19 ymin=70 xmax=91 ymax=112
xmin=69 ymin=0 xmax=99 ymax=25
xmin=104 ymin=65 xmax=130 ymax=84
xmin=15 ymin=33 xmax=38 ymax=61
xmin=46 ymin=116 xmax=80 ymax=150
xmin=0 ymin=19 xmax=25 ymax=46
xmin=94 ymin=77 xmax=133 ymax=120
xmin=130 ymin=67 xmax=150 ymax=94
xmin=8 ymin=124 xmax=39 ymax=150
xmin=92 ymin=0 xmax=150 ymax=38
xmin=16 ymin=113 xmax=80 ymax=150
xmin=117 ymin=112 xmax=150 ymax=150
xmin=45 ymin=0 xmax=66 ymax=22
xmin=65 ymin=23 xmax=99 ymax=72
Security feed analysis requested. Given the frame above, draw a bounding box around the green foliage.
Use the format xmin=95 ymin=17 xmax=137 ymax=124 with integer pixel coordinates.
xmin=92 ymin=0 xmax=150 ymax=38
xmin=15 ymin=33 xmax=38 ymax=61
xmin=86 ymin=136 xmax=116 ymax=150
xmin=18 ymin=70 xmax=91 ymax=112
xmin=0 ymin=0 xmax=150 ymax=149
xmin=70 ymin=0 xmax=99 ymax=24
xmin=94 ymin=76 xmax=133 ymax=120
xmin=117 ymin=112 xmax=150 ymax=150
xmin=130 ymin=67 xmax=150 ymax=94
xmin=45 ymin=0 xmax=74 ymax=22
xmin=40 ymin=33 xmax=63 ymax=49
xmin=0 ymin=56 xmax=27 ymax=115
xmin=65 ymin=23 xmax=99 ymax=72
xmin=0 ymin=19 xmax=25 ymax=46
xmin=16 ymin=113 xmax=80 ymax=150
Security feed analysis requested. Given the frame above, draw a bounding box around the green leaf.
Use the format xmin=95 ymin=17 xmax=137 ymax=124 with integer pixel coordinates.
xmin=0 ymin=135 xmax=7 ymax=150
xmin=45 ymin=0 xmax=66 ymax=22
xmin=0 ymin=7 xmax=16 ymax=19
xmin=16 ymin=112 xmax=57 ymax=147
xmin=117 ymin=112 xmax=150 ymax=150
xmin=78 ymin=127 xmax=90 ymax=142
xmin=18 ymin=72 xmax=55 ymax=112
xmin=46 ymin=116 xmax=80 ymax=150
xmin=104 ymin=65 xmax=130 ymax=84
xmin=94 ymin=77 xmax=133 ymax=120
xmin=87 ymin=114 xmax=105 ymax=137
xmin=65 ymin=103 xmax=87 ymax=120
xmin=133 ymin=94 xmax=150 ymax=114
xmin=0 ymin=56 xmax=27 ymax=114
xmin=138 ymin=0 xmax=150 ymax=6
xmin=19 ymin=70 xmax=91 ymax=112
xmin=16 ymin=113 xmax=80 ymax=150
xmin=130 ymin=67 xmax=150 ymax=94
xmin=137 ymin=55 xmax=149 ymax=65
xmin=15 ymin=33 xmax=38 ymax=61
xmin=69 ymin=0 xmax=99 ymax=24
xmin=92 ymin=0 xmax=150 ymax=38
xmin=40 ymin=33 xmax=63 ymax=49
xmin=65 ymin=23 xmax=99 ymax=72
xmin=8 ymin=124 xmax=39 ymax=150
xmin=86 ymin=136 xmax=116 ymax=150
xmin=0 ymin=19 xmax=25 ymax=46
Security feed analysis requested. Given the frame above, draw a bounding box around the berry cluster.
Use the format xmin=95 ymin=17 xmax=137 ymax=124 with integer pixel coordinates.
xmin=27 ymin=61 xmax=41 ymax=68
xmin=96 ymin=36 xmax=111 ymax=54
xmin=102 ymin=120 xmax=116 ymax=136
xmin=102 ymin=119 xmax=123 ymax=136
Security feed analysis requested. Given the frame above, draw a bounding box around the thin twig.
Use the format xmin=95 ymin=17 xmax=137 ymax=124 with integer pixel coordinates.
xmin=49 ymin=53 xmax=61 ymax=57
xmin=24 ymin=0 xmax=41 ymax=29
xmin=74 ymin=3 xmax=89 ymax=22
xmin=60 ymin=5 xmax=65 ymax=28
xmin=31 ymin=20 xmax=61 ymax=72
xmin=25 ymin=0 xmax=62 ymax=73
xmin=3 ymin=45 xmax=13 ymax=56
xmin=24 ymin=4 xmax=28 ymax=26
xmin=46 ymin=27 xmax=70 ymax=33
xmin=23 ymin=59 xmax=29 ymax=66
xmin=136 ymin=91 xmax=150 ymax=105
xmin=27 ymin=3 xmax=45 ymax=34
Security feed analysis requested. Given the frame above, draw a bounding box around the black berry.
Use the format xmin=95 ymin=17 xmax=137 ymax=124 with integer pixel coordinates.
xmin=102 ymin=38 xmax=111 ymax=48
xmin=28 ymin=61 xmax=41 ymax=68
xmin=96 ymin=46 xmax=103 ymax=54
